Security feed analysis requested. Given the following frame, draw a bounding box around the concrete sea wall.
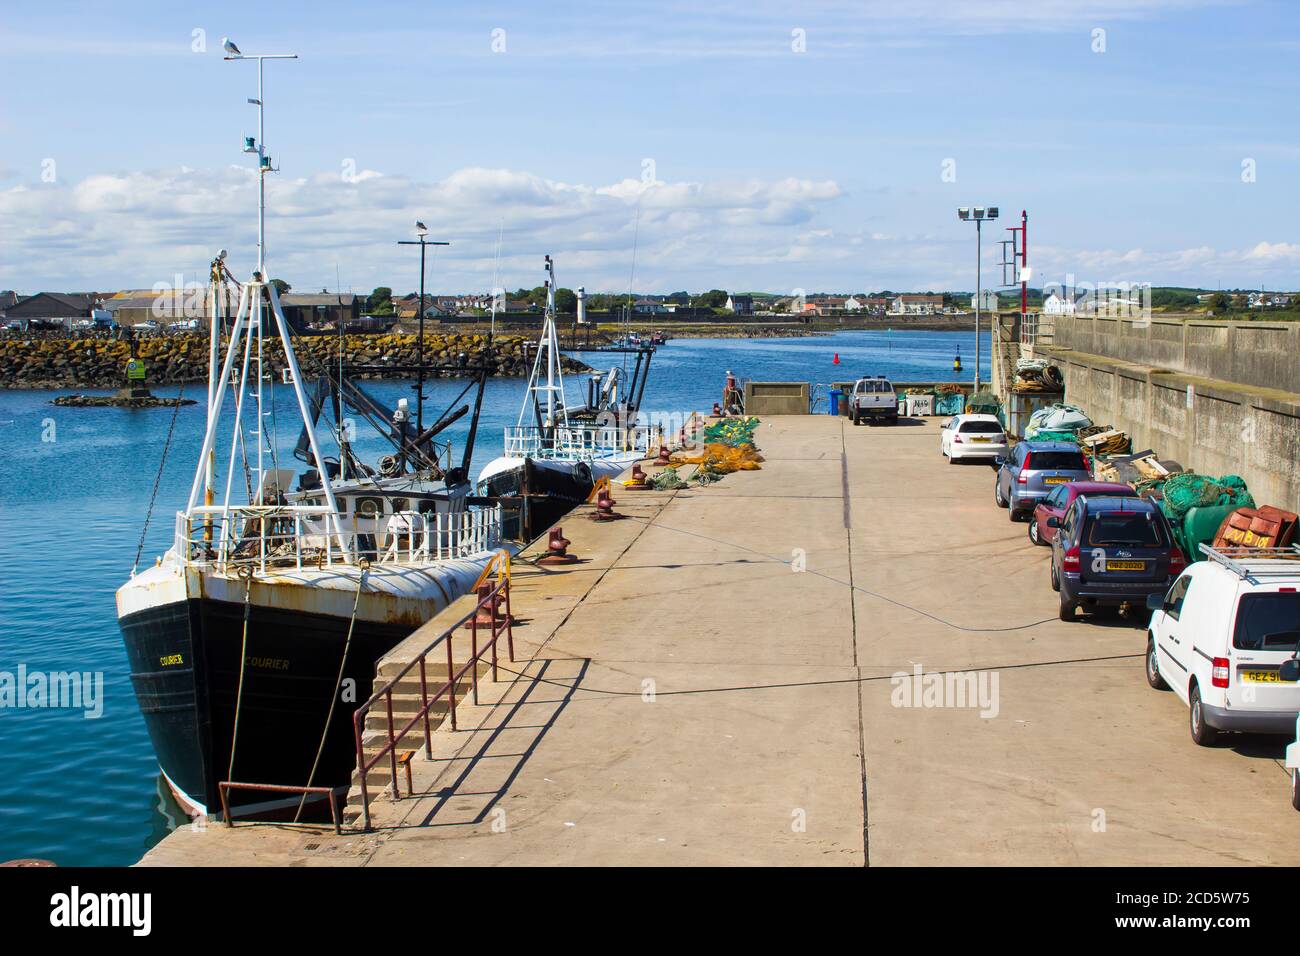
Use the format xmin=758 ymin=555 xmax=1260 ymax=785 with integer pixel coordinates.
xmin=1034 ymin=337 xmax=1300 ymax=512
xmin=1050 ymin=315 xmax=1300 ymax=396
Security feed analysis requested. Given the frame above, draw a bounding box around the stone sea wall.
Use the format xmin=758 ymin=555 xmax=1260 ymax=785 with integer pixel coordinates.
xmin=0 ymin=332 xmax=589 ymax=389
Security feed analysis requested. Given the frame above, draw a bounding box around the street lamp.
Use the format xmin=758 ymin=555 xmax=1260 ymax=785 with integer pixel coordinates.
xmin=398 ymin=226 xmax=450 ymax=433
xmin=957 ymin=205 xmax=998 ymax=392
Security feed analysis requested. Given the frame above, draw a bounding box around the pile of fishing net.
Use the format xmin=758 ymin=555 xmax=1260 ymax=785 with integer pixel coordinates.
xmin=669 ymin=442 xmax=765 ymax=475
xmin=1160 ymin=473 xmax=1254 ymax=522
xmin=967 ymin=391 xmax=1001 ymax=416
xmin=701 ymin=416 xmax=760 ymax=447
xmin=1024 ymin=403 xmax=1091 ymax=440
xmin=648 ymin=466 xmax=690 ymax=490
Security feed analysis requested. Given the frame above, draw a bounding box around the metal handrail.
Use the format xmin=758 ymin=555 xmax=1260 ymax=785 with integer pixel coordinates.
xmin=218 ymin=781 xmax=341 ymax=834
xmin=350 ymin=551 xmax=514 ymax=831
xmin=502 ymin=424 xmax=652 ymax=460
xmin=174 ymin=503 xmax=503 ymax=574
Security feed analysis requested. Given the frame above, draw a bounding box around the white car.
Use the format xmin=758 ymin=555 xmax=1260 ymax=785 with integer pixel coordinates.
xmin=939 ymin=413 xmax=1008 ymax=462
xmin=1146 ymin=544 xmax=1300 ymax=747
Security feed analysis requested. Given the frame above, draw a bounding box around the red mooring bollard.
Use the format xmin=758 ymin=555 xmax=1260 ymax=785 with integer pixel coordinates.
xmin=591 ymin=487 xmax=621 ymax=521
xmin=537 ymin=526 xmax=579 ymax=565
xmin=625 ymin=462 xmax=649 ymax=489
xmin=710 ymin=402 xmax=722 ymax=418
xmin=655 ymin=444 xmax=672 ymax=465
xmin=464 ymin=583 xmax=504 ymax=628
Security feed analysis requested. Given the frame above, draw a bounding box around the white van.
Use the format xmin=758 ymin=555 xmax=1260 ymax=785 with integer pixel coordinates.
xmin=1145 ymin=544 xmax=1300 ymax=745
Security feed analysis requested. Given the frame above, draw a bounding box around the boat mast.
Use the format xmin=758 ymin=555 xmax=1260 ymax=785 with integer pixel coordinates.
xmin=189 ymin=39 xmax=351 ymax=560
xmin=517 ymin=255 xmax=568 ymax=430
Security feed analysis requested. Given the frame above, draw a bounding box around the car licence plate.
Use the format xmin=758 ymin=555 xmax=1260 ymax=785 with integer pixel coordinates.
xmin=1105 ymin=560 xmax=1146 ymax=571
xmin=1240 ymin=670 xmax=1295 ymax=683
xmin=971 ymin=437 xmax=991 ymax=443
xmin=1043 ymin=477 xmax=1068 ymax=485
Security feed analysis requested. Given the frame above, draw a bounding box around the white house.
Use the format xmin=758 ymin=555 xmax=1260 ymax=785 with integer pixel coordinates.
xmin=1043 ymin=291 xmax=1078 ymax=316
xmin=970 ymin=290 xmax=998 ymax=312
xmin=724 ymin=294 xmax=754 ymax=315
xmin=889 ymin=294 xmax=943 ymax=315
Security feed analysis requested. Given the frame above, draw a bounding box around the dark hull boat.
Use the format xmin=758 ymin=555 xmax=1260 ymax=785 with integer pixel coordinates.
xmin=118 ymin=548 xmax=492 ymax=816
xmin=476 ymin=255 xmax=655 ymax=538
xmin=117 ymin=95 xmax=506 ymax=817
xmin=479 ymin=456 xmax=621 ymax=542
xmin=120 ymin=592 xmax=410 ymax=817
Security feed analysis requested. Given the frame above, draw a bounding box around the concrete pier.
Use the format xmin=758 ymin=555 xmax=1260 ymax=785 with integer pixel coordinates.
xmin=141 ymin=415 xmax=1300 ymax=866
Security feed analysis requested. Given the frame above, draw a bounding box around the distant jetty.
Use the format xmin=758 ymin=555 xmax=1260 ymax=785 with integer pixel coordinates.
xmin=52 ymin=391 xmax=197 ymax=409
xmin=0 ymin=332 xmax=590 ymax=389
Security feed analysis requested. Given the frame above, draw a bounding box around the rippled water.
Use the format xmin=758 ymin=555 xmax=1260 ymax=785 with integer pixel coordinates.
xmin=0 ymin=328 xmax=986 ymax=865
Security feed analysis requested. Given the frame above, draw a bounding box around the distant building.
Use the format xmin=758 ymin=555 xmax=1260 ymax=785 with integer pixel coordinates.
xmin=1076 ymin=290 xmax=1144 ymax=316
xmin=281 ymin=292 xmax=361 ymax=328
xmin=103 ymin=284 xmax=258 ymax=328
xmin=5 ymin=292 xmax=100 ymax=326
xmin=724 ymin=294 xmax=753 ymax=315
xmin=1248 ymin=291 xmax=1292 ymax=309
xmin=806 ymin=296 xmax=849 ymax=316
xmin=889 ymin=294 xmax=943 ymax=315
xmin=970 ymin=290 xmax=998 ymax=312
xmin=633 ymin=297 xmax=670 ymax=315
xmin=395 ymin=296 xmax=449 ymax=321
xmin=1043 ymin=291 xmax=1078 ymax=316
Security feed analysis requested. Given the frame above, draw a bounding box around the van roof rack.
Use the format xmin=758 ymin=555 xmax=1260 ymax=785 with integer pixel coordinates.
xmin=1199 ymin=543 xmax=1300 ymax=584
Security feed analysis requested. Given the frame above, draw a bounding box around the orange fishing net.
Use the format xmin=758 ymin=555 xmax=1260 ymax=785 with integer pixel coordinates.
xmin=668 ymin=442 xmax=765 ymax=473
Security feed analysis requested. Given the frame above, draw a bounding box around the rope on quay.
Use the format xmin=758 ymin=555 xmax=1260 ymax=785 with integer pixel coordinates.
xmin=483 ymin=653 xmax=1144 ymax=701
xmin=620 ymin=514 xmax=1062 ymax=634
xmin=294 ymin=564 xmax=368 ymax=823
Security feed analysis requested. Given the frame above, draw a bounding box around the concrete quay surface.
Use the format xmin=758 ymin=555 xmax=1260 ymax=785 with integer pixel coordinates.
xmin=141 ymin=415 xmax=1300 ymax=866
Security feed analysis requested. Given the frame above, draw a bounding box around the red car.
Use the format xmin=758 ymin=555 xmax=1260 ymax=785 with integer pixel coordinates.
xmin=1028 ymin=481 xmax=1137 ymax=546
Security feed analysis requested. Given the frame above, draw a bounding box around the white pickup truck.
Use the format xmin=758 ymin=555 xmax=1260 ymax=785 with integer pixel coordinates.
xmin=849 ymin=376 xmax=899 ymax=425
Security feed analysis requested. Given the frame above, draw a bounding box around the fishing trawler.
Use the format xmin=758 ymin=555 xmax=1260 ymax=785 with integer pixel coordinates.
xmin=115 ymin=49 xmax=505 ymax=819
xmin=476 ymin=256 xmax=655 ymax=539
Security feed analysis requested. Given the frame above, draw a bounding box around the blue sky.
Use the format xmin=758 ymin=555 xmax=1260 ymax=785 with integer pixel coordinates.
xmin=1 ymin=0 xmax=1297 ymax=295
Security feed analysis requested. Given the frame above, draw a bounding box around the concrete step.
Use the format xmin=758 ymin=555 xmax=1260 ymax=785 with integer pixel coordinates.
xmin=366 ymin=674 xmax=481 ymax=700
xmin=374 ymin=654 xmax=495 ymax=682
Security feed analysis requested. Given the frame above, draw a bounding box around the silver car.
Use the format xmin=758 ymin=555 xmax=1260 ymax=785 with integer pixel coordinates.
xmin=993 ymin=440 xmax=1091 ymax=522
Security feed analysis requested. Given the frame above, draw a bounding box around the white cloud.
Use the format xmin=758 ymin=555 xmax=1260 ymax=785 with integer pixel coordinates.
xmin=4 ymin=163 xmax=1294 ymax=295
xmin=0 ymin=165 xmax=846 ymax=293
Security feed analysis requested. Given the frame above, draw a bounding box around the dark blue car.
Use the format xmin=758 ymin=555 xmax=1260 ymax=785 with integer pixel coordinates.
xmin=1048 ymin=495 xmax=1186 ymax=622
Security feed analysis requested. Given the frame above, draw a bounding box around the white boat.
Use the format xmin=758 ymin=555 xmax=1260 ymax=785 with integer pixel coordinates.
xmin=476 ymin=255 xmax=655 ymax=538
xmin=115 ymin=50 xmax=507 ymax=820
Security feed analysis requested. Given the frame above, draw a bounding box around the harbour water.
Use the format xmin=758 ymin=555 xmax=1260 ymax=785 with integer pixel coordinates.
xmin=0 ymin=328 xmax=986 ymax=865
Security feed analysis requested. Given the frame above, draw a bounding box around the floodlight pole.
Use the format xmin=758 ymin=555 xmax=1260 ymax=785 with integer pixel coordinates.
xmin=958 ymin=206 xmax=998 ymax=394
xmin=975 ymin=217 xmax=982 ymax=394
xmin=398 ymin=234 xmax=450 ymax=433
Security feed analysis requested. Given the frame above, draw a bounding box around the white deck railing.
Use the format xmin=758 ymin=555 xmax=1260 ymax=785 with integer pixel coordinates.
xmin=503 ymin=424 xmax=653 ymax=460
xmin=174 ymin=503 xmax=503 ymax=575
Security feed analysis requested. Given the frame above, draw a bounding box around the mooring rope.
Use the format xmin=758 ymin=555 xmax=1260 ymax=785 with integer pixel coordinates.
xmin=131 ymin=380 xmax=187 ymax=576
xmin=293 ymin=564 xmax=368 ymax=823
xmin=226 ymin=568 xmax=255 ymax=781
